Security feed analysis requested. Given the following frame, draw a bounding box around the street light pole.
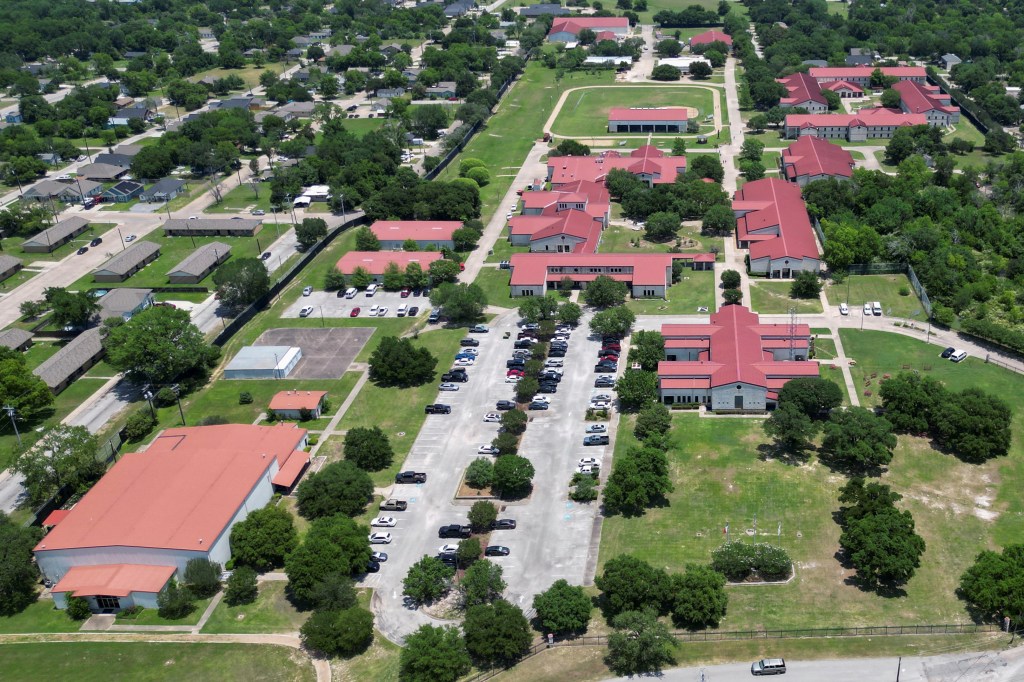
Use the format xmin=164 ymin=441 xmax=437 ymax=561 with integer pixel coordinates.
xmin=117 ymin=227 xmax=126 ymax=251
xmin=142 ymin=390 xmax=155 ymax=418
xmin=319 ymin=305 xmax=324 ymax=327
xmin=4 ymin=405 xmax=21 ymax=448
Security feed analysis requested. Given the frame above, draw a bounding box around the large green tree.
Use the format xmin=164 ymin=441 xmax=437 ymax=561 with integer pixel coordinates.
xmin=13 ymin=425 xmax=102 ymax=505
xmin=958 ymin=545 xmax=1024 ymax=623
xmin=934 ymin=388 xmax=1012 ymax=463
xmin=589 ymin=306 xmax=636 ymax=338
xmin=285 ymin=514 xmax=371 ymax=604
xmin=533 ymin=579 xmax=593 ymax=636
xmin=212 ymin=257 xmax=271 ymax=308
xmin=295 ymin=460 xmax=373 ymax=520
xmin=878 ymin=372 xmax=945 ymax=433
xmin=104 ymin=306 xmax=219 ymax=384
xmin=429 ymin=282 xmax=487 ymax=323
xmin=44 ymin=287 xmax=98 ymax=328
xmin=602 ymin=445 xmax=674 ymax=516
xmin=367 ymin=336 xmax=438 ymax=387
xmin=627 ymin=330 xmax=665 ymax=372
xmin=296 ymin=217 xmax=328 ymax=248
xmin=343 ymin=426 xmax=394 ymax=471
xmin=490 ymin=455 xmax=535 ymax=499
xmin=517 ymin=295 xmax=560 ymax=323
xmin=670 ymin=564 xmax=728 ymax=628
xmin=0 ymin=350 xmax=52 ymax=421
xmin=595 ymin=554 xmax=672 ymax=618
xmin=582 ymin=275 xmax=628 ymax=308
xmin=605 ymin=609 xmax=677 ymax=676
xmin=762 ymin=402 xmax=815 ymax=454
xmin=821 ymin=407 xmax=897 ymax=472
xmin=614 ymin=370 xmax=659 ymax=411
xmin=459 ymin=559 xmax=506 ymax=608
xmin=463 ymin=600 xmax=532 ymax=667
xmin=300 ymin=606 xmax=374 ymax=656
xmin=230 ymin=505 xmax=298 ymax=571
xmin=403 ymin=556 xmax=455 ymax=604
xmin=0 ymin=512 xmax=43 ymax=616
xmin=778 ymin=377 xmax=844 ymax=419
xmin=400 ymin=625 xmax=472 ymax=682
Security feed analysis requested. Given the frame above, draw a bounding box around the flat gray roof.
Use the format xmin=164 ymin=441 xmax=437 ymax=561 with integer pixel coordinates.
xmin=163 ymin=218 xmax=263 ymax=233
xmin=93 ymin=241 xmax=161 ymax=277
xmin=226 ymin=345 xmax=297 ymax=371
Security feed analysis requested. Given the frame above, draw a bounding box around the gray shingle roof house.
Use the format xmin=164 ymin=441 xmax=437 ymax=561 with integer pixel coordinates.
xmin=58 ymin=179 xmax=104 ymax=203
xmin=102 ymin=180 xmax=144 ymax=203
xmin=167 ymin=242 xmax=232 ymax=283
xmin=0 ymin=328 xmax=33 ymax=352
xmin=96 ymin=288 xmax=154 ymax=322
xmin=139 ymin=178 xmax=186 ymax=203
xmin=22 ymin=180 xmax=77 ymax=202
xmin=93 ymin=153 xmax=133 ymax=168
xmin=162 ymin=218 xmax=262 ymax=237
xmin=276 ymin=101 xmax=317 ymax=120
xmin=445 ymin=0 xmax=475 ymax=17
xmin=425 ymin=82 xmax=457 ymax=98
xmin=92 ymin=241 xmax=161 ymax=283
xmin=77 ymin=163 xmax=130 ymax=181
xmin=33 ymin=328 xmax=105 ymax=393
xmin=22 ymin=217 xmax=91 ymax=253
xmin=845 ymin=47 xmax=875 ymax=66
xmin=0 ymin=254 xmax=23 ymax=282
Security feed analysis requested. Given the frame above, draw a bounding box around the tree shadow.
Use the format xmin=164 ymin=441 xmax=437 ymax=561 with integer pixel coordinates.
xmin=756 ymin=442 xmax=811 ymax=466
xmin=833 ymin=548 xmax=908 ymax=599
xmin=817 ymin=449 xmax=886 ymax=478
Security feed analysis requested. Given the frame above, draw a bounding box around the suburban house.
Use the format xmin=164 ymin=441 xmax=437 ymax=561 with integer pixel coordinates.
xmin=376 ymin=87 xmax=405 ymax=99
xmin=689 ymin=30 xmax=733 ymax=48
xmin=59 ymin=180 xmax=104 ymax=204
xmin=96 ymin=288 xmax=154 ymax=322
xmin=269 ymin=390 xmax=329 ymax=420
xmin=139 ymin=178 xmax=186 ymax=203
xmin=845 ymin=47 xmax=875 ymax=67
xmin=275 ymin=101 xmax=316 ymax=120
xmin=608 ymin=108 xmax=688 ymax=133
xmin=92 ymin=241 xmax=161 ymax=283
xmin=547 ymin=17 xmax=630 ymax=42
xmin=656 ymin=56 xmax=712 ymax=73
xmin=336 ymin=251 xmax=444 ymax=283
xmin=77 ymin=163 xmax=130 ymax=182
xmin=0 ymin=328 xmax=33 ymax=352
xmin=167 ymin=242 xmax=231 ymax=284
xmin=732 ymin=178 xmax=820 ymax=278
xmin=808 ymin=66 xmax=927 ymax=87
xmin=21 ymin=217 xmax=91 ymax=253
xmin=22 ymin=180 xmax=71 ymax=202
xmin=940 ymin=54 xmax=961 ymax=71
xmin=225 ymin=346 xmax=302 ymax=380
xmin=35 ymin=424 xmax=311 ymax=612
xmin=548 ymin=145 xmax=686 ymax=188
xmin=520 ymin=3 xmax=570 ymax=17
xmin=784 ymin=108 xmax=928 ymax=140
xmin=101 ymin=180 xmax=144 ymax=204
xmin=0 ymin=254 xmax=23 ymax=282
xmin=162 ymin=218 xmax=262 ymax=237
xmin=779 ymin=136 xmax=855 ymax=185
xmin=32 ymin=328 xmax=105 ymax=394
xmin=892 ymin=80 xmax=960 ymax=126
xmin=370 ymin=220 xmax=461 ymax=250
xmin=508 ymin=252 xmax=714 ymax=297
xmin=821 ymin=80 xmax=863 ymax=98
xmin=107 ymin=107 xmax=151 ymax=127
xmin=425 ymin=82 xmax=457 ymax=99
xmin=656 ymin=305 xmax=819 ymax=410
xmin=444 ymin=0 xmax=476 ymax=17
xmin=93 ymin=153 xmax=134 ymax=169
xmin=777 ymin=72 xmax=828 ymax=113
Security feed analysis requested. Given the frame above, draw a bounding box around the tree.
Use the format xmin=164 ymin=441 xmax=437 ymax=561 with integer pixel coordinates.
xmin=301 ymin=605 xmax=374 ymax=657
xmin=762 ymin=402 xmax=815 ymax=453
xmin=465 ymin=458 xmax=494 ymax=489
xmin=349 ymin=267 xmax=372 ymax=289
xmin=403 ymin=556 xmax=455 ymax=604
xmin=603 ymin=445 xmax=673 ymax=515
xmin=689 ymin=61 xmax=712 ymax=79
xmin=634 ymin=402 xmax=672 ymax=443
xmin=582 ymin=275 xmax=628 ymax=307
xmin=720 ymin=269 xmax=741 ymax=289
xmin=400 ymin=625 xmax=472 ymax=682
xmin=822 ymin=407 xmax=897 ymax=472
xmin=468 ymin=500 xmax=498 ymax=532
xmin=451 ymin=227 xmax=480 ymax=251
xmin=285 ymin=515 xmax=371 ymax=604
xmin=596 ymin=555 xmax=672 ymax=618
xmin=44 ymin=288 xmax=97 ymax=328
xmin=466 ymin=167 xmax=491 ymax=187
xmin=934 ymin=388 xmax=1012 ymax=463
xmin=557 ymin=301 xmax=582 ymax=326
xmin=822 ymin=88 xmax=841 ymax=111
xmin=740 ymin=160 xmax=765 ymax=180
xmin=429 ymin=282 xmax=486 ymax=322
xmin=14 ymin=425 xmax=101 ymax=505
xmin=870 ymin=68 xmax=897 ymax=89
xmin=958 ymin=545 xmax=1024 ymax=623
xmin=701 ymin=203 xmax=735 ymax=235
xmin=19 ymin=300 xmax=48 ymax=320
xmin=368 ymin=336 xmax=438 ymax=387
xmin=104 ymin=306 xmax=218 ymax=385
xmin=627 ymin=330 xmax=665 ymax=372
xmin=748 ymin=114 xmax=769 ymax=132
xmin=778 ymin=377 xmax=843 ymax=419
xmin=739 ymin=138 xmax=764 ymax=162
xmin=459 ymin=158 xmax=486 ymax=176
xmin=689 ymin=155 xmax=724 ymax=182
xmin=589 ymin=306 xmax=636 ymax=338
xmin=670 ymin=564 xmax=728 ymax=628
xmin=355 ymin=227 xmax=380 ymax=251
xmin=404 ymin=262 xmax=430 ymax=289
xmin=410 ymin=105 xmax=449 ymax=140
xmin=655 ymin=39 xmax=682 ymax=57
xmin=605 ymin=609 xmax=677 ymax=676
xmin=615 ymin=370 xmax=659 ymax=411
xmin=343 ymin=426 xmax=394 ymax=471
xmin=0 ymin=513 xmax=42 ymax=616
xmin=517 ymin=294 xmax=560 ymax=323
xmin=671 ymin=138 xmax=687 ymax=156
xmin=382 ymin=262 xmax=405 ymax=291
xmin=428 ymin=259 xmax=461 ymax=285
xmin=515 ymin=376 xmax=539 ymax=404
xmin=459 ymin=559 xmax=506 ymax=608
xmin=184 ymin=558 xmax=221 ymax=599
xmin=230 ymin=504 xmax=298 ymax=571
xmin=296 ymin=217 xmax=327 ymax=248
xmin=157 ymin=581 xmax=195 ymax=619
xmin=0 ymin=352 xmax=52 ymax=421
xmin=644 ymin=211 xmax=681 ymax=242
xmin=651 ymin=64 xmax=681 ymax=81
xmin=66 ymin=595 xmax=92 ymax=620
xmin=224 ymin=566 xmax=258 ymax=606
xmin=213 ymin=258 xmax=271 ymax=308
xmin=840 ymin=504 xmax=926 ymax=588
xmin=324 ymin=268 xmax=346 ymax=291
xmin=533 ymin=579 xmax=592 ymax=636
xmin=878 ymin=372 xmax=945 ymax=433
xmin=880 ymin=88 xmax=902 ymax=109
xmin=491 ymin=455 xmax=535 ymax=499
xmin=722 ymin=288 xmax=743 ymax=305
xmin=463 ymin=601 xmax=532 ymax=667
xmin=790 ymin=270 xmax=821 ymax=298
xmin=500 ymin=408 xmax=528 ymax=435
xmin=296 ymin=460 xmax=373 ymax=520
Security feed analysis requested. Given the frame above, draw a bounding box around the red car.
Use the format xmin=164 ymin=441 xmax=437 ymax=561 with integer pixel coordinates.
xmin=602 ymin=343 xmax=621 ymax=352
xmin=459 ymin=262 xmax=466 ymax=271
xmin=506 ymin=369 xmax=525 ymax=377
xmin=350 ymin=307 xmax=361 ymax=317
xmin=400 ymin=288 xmax=410 ymax=298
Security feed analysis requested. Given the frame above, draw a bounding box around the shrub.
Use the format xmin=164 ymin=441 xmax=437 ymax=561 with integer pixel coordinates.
xmin=123 ymin=410 xmax=156 ymax=442
xmin=710 ymin=543 xmax=792 ymax=582
xmin=65 ymin=595 xmax=92 ymax=620
xmin=239 ymin=391 xmax=253 ymax=404
xmin=722 ymin=289 xmax=742 ymax=305
xmin=199 ymin=415 xmax=228 ymax=426
xmin=224 ymin=566 xmax=259 ymax=606
xmin=897 ymin=285 xmax=911 ymax=296
xmin=155 ymin=387 xmax=177 ymax=406
xmin=465 ymin=167 xmax=491 ymax=187
xmin=184 ymin=558 xmax=222 ymax=598
xmin=465 ymin=458 xmax=493 ymax=489
xmin=157 ymin=581 xmax=195 ymax=620
xmin=570 ymin=475 xmax=598 ymax=502
xmin=298 ymin=407 xmax=314 ymax=422
xmin=720 ymin=269 xmax=741 ymax=289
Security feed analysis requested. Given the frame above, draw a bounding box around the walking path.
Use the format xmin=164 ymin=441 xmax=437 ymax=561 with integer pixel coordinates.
xmin=308 ymin=365 xmax=370 ymax=458
xmin=718 ymin=56 xmax=753 ymax=308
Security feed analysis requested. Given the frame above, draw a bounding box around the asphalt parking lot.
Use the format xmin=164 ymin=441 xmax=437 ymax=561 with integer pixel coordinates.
xmin=254 ymin=327 xmax=375 ymax=378
xmin=281 ymin=288 xmax=431 ymax=320
xmin=368 ymin=308 xmax=624 ymax=641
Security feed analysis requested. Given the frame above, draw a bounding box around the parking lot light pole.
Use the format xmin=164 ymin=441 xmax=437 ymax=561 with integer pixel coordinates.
xmin=319 ymin=305 xmax=325 ymax=327
xmin=4 ymin=405 xmax=22 ymax=449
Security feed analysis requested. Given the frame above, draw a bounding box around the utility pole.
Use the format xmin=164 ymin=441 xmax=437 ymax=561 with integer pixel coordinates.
xmin=4 ymin=405 xmax=21 ymax=448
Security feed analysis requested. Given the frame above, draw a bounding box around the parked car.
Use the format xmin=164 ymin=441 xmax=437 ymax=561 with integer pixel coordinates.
xmin=299 ymin=306 xmax=314 ymax=317
xmin=380 ymin=499 xmax=407 ymax=511
xmin=454 ymin=358 xmax=475 ymax=367
xmin=400 ymin=288 xmax=411 ymax=298
xmin=528 ymin=401 xmax=549 ymax=410
xmin=366 ymin=560 xmax=381 ymax=573
xmin=490 ymin=519 xmax=517 ymax=530
xmin=545 ymin=359 xmax=564 ymax=368
xmin=470 ymin=324 xmax=489 ymax=333
xmin=395 ymin=471 xmax=427 ymax=483
xmin=504 ymin=376 xmax=521 ymax=383
xmin=124 ymin=234 xmax=137 ymax=242
xmin=425 ymin=404 xmax=452 ymax=414
xmin=496 ymin=400 xmax=516 ymax=410
xmin=460 ymin=338 xmax=480 ymax=347
xmin=602 ymin=342 xmax=621 ymax=352
xmin=483 ymin=412 xmax=501 ymax=422
xmin=537 ymin=384 xmax=557 ymax=394
xmin=439 ymin=383 xmax=460 ymax=391
xmin=368 ymin=305 xmax=380 ymax=316
xmin=595 ymin=376 xmax=615 ymax=387
xmin=302 ymin=286 xmax=313 ymax=296
xmin=579 ymin=457 xmax=599 ymax=467
xmin=594 ymin=364 xmax=617 ymax=373
xmin=76 ymin=246 xmax=88 ymax=255
xmin=377 ymin=306 xmax=389 ymax=317
xmin=584 ymin=435 xmax=610 ymax=446
xmin=950 ymin=349 xmax=968 ymax=363
xmin=371 ymin=551 xmax=388 ymax=562
xmin=407 ymin=306 xmax=419 ymax=316
xmin=438 ymin=543 xmax=460 ymax=555
xmin=586 ymin=424 xmax=608 ymax=433
xmin=371 ymin=516 xmax=397 ymax=527
xmin=251 ymin=209 xmax=266 ymax=216
xmin=839 ymin=303 xmax=849 ymax=315
xmin=484 ymin=545 xmax=510 ymax=557
xmin=260 ymin=252 xmax=272 ymax=260
xmin=438 ymin=525 xmax=471 ymax=539
xmin=590 ymin=400 xmax=611 ymax=410
xmin=90 ymin=237 xmax=102 ymax=247
xmin=350 ymin=307 xmax=361 ymax=317
xmin=549 ymin=349 xmax=567 ymax=358
xmin=940 ymin=347 xmax=955 ymax=359
xmin=872 ymin=301 xmax=883 ymax=316
xmin=750 ymin=658 xmax=786 ymax=676
xmin=368 ymin=532 xmax=392 ymax=544
xmin=478 ymin=444 xmax=500 ymax=455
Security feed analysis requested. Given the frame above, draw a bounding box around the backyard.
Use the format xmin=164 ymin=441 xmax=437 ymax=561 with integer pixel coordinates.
xmin=748 ymin=281 xmax=823 ymax=314
xmin=626 ymin=269 xmax=716 ymax=315
xmin=823 ymin=273 xmax=925 ymax=319
xmin=550 ymin=85 xmax=717 ymax=138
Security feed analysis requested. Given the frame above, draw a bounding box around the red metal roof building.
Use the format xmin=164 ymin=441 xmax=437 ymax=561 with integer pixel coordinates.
xmin=36 ymin=424 xmax=309 ymax=613
xmin=777 ymin=72 xmax=828 ymax=113
xmin=548 ymin=17 xmax=630 ymax=41
xmin=808 ymin=66 xmax=927 ymax=87
xmin=336 ymin=251 xmax=444 ymax=282
xmin=784 ymin=107 xmax=928 ymax=140
xmin=608 ymin=107 xmax=689 ymax=133
xmin=780 ymin=136 xmax=856 ymax=186
xmin=270 ymin=390 xmax=329 ymax=419
xmin=821 ymin=80 xmax=863 ymax=98
xmin=508 ymin=251 xmax=714 ymax=297
xmin=690 ymin=30 xmax=733 ymax=47
xmin=370 ymin=220 xmax=462 ymax=250
xmin=509 ymin=210 xmax=605 ymax=254
xmin=733 ymin=178 xmax=821 ymax=278
xmin=892 ymin=80 xmax=960 ymax=126
xmin=657 ymin=305 xmax=819 ymax=410
xmin=547 ymin=145 xmax=686 ymax=188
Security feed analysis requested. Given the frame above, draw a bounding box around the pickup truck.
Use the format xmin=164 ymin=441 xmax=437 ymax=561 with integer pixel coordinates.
xmin=380 ymin=499 xmax=408 ymax=511
xmin=441 ymin=371 xmax=468 ymax=383
xmin=438 ymin=524 xmax=472 ymax=539
xmin=395 ymin=471 xmax=427 ymax=484
xmin=425 ymin=403 xmax=452 ymax=414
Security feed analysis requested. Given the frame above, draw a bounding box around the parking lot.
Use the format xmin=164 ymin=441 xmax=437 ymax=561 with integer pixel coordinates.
xmin=254 ymin=327 xmax=374 ymax=379
xmin=281 ymin=288 xmax=431 ymax=320
xmin=367 ymin=308 xmax=624 ymax=642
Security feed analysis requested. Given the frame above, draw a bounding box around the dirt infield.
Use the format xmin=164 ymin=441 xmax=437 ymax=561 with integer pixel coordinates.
xmin=255 ymin=327 xmax=374 ymax=379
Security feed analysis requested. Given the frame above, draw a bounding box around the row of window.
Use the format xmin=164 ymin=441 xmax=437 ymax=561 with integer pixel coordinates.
xmin=548 ymin=267 xmax=629 ymax=274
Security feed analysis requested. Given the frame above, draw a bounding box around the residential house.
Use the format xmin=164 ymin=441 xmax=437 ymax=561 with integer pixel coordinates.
xmin=444 ymin=0 xmax=476 ymax=17
xmin=808 ymin=66 xmax=927 ymax=87
xmin=940 ymin=53 xmax=962 ymax=71
xmin=269 ymin=391 xmax=329 ymax=420
xmin=107 ymin=107 xmax=151 ymax=127
xmin=197 ymin=27 xmax=216 ymax=39
xmin=508 ymin=252 xmax=714 ymax=297
xmin=424 ymin=82 xmax=457 ymax=99
xmin=77 ymin=163 xmax=130 ymax=182
xmin=779 ymin=136 xmax=855 ymax=186
xmin=371 ymin=220 xmax=461 ymax=250
xmin=96 ymin=288 xmax=154 ymax=322
xmin=732 ymin=177 xmax=821 ymax=278
xmin=211 ymin=96 xmax=264 ymax=111
xmin=167 ymin=242 xmax=232 ymax=284
xmin=5 ymin=112 xmax=22 ymax=124
xmin=58 ymin=179 xmax=104 ymax=204
xmin=608 ymin=107 xmax=688 ymax=133
xmin=689 ymin=30 xmax=733 ymax=48
xmin=0 ymin=254 xmax=22 ymax=283
xmin=285 ymin=48 xmax=304 ymax=60
xmin=376 ymin=87 xmax=406 ymax=99
xmin=784 ymin=108 xmax=929 ymax=140
xmin=32 ymin=328 xmax=105 ymax=394
xmin=548 ymin=145 xmax=686 ymax=188
xmin=892 ymin=80 xmax=960 ymax=126
xmin=657 ymin=306 xmax=819 ymax=410
xmin=328 ymin=45 xmax=355 ymax=58
xmin=37 ymin=153 xmax=60 ymax=166
xmin=139 ymin=178 xmax=186 ymax=203
xmin=101 ymin=181 xmax=144 ymax=203
xmin=93 ymin=153 xmax=134 ymax=169
xmin=777 ymin=72 xmax=828 ymax=113
xmin=92 ymin=241 xmax=161 ymax=283
xmin=548 ymin=17 xmax=629 ymax=42
xmin=0 ymin=328 xmax=33 ymax=352
xmin=162 ymin=218 xmax=262 ymax=237
xmin=845 ymin=47 xmax=875 ymax=66
xmin=21 ymin=217 xmax=91 ymax=253
xmin=275 ymin=101 xmax=316 ymax=120
xmin=380 ymin=43 xmax=404 ymax=57
xmin=335 ymin=252 xmax=444 ymax=283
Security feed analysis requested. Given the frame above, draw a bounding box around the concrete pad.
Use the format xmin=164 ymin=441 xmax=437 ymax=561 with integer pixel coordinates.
xmin=254 ymin=327 xmax=374 ymax=379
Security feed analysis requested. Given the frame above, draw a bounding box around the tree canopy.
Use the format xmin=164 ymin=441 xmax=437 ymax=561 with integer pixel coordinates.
xmin=343 ymin=426 xmax=394 ymax=471
xmin=104 ymin=306 xmax=219 ymax=385
xmin=13 ymin=425 xmax=102 ymax=505
xmin=400 ymin=625 xmax=472 ymax=682
xmin=230 ymin=504 xmax=298 ymax=572
xmin=821 ymin=407 xmax=897 ymax=473
xmin=368 ymin=336 xmax=438 ymax=387
xmin=0 ymin=512 xmax=43 ymax=616
xmin=212 ymin=257 xmax=271 ymax=308
xmin=296 ymin=460 xmax=373 ymax=520
xmin=533 ymin=579 xmax=593 ymax=635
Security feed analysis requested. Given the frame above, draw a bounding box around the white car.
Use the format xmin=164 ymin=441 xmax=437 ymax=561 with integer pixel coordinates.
xmin=518 ymin=337 xmax=539 ymax=345
xmin=438 ymin=544 xmax=459 ymax=555
xmin=950 ymin=349 xmax=968 ymax=363
xmin=302 ymin=286 xmax=313 ymax=296
xmin=454 ymin=358 xmax=475 ymax=366
xmin=586 ymin=424 xmax=607 ymax=433
xmin=124 ymin=234 xmax=137 ymax=243
xmin=532 ymin=395 xmax=551 ymax=403
xmin=553 ymin=335 xmax=570 ymax=342
xmin=504 ymin=376 xmax=521 ymax=384
xmin=369 ymin=532 xmax=393 ymax=544
xmin=439 ymin=383 xmax=460 ymax=391
xmin=377 ymin=306 xmax=389 ymax=317
xmin=545 ymin=359 xmax=564 ymax=368
xmin=482 ymin=413 xmax=501 ymax=422
xmin=590 ymin=400 xmax=611 ymax=410
xmin=577 ymin=464 xmax=596 ymax=475
xmin=839 ymin=303 xmax=849 ymax=316
xmin=592 ymin=394 xmax=612 ymax=402
xmin=579 ymin=457 xmax=600 ymax=467
xmin=368 ymin=304 xmax=380 ymax=316
xmin=478 ymin=444 xmax=500 ymax=455
xmin=299 ymin=306 xmax=315 ymax=318
xmin=863 ymin=303 xmax=872 ymax=315
xmin=371 ymin=516 xmax=397 ymax=527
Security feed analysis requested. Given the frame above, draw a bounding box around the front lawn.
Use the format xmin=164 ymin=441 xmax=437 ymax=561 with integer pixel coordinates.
xmin=114 ymin=596 xmax=214 ymax=626
xmin=201 ymin=581 xmax=307 ymax=634
xmin=550 ymin=86 xmax=716 ymax=138
xmin=626 ymin=269 xmax=716 ymax=315
xmin=0 ymin=599 xmax=81 ymax=634
xmin=1 ymin=222 xmax=119 ymax=265
xmin=598 ymin=223 xmax=724 ymax=256
xmin=748 ymin=281 xmax=823 ymax=314
xmin=472 ymin=266 xmax=516 ymax=309
xmin=823 ymin=274 xmax=925 ymax=319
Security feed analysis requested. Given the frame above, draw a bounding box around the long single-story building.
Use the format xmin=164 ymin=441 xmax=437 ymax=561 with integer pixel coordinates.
xmin=808 ymin=66 xmax=927 ymax=87
xmin=0 ymin=327 xmax=33 ymax=352
xmin=162 ymin=218 xmax=263 ymax=237
xmin=335 ymin=251 xmax=444 ymax=283
xmin=657 ymin=305 xmax=819 ymax=410
xmin=777 ymin=72 xmax=828 ymax=113
xmin=892 ymin=80 xmax=960 ymax=126
xmin=32 ymin=328 xmax=105 ymax=393
xmin=733 ymin=178 xmax=820 ymax=278
xmin=0 ymin=254 xmax=23 ymax=282
xmin=656 ymin=56 xmax=712 ymax=74
xmin=780 ymin=136 xmax=855 ymax=186
xmin=508 ymin=252 xmax=715 ymax=298
xmin=784 ymin=107 xmax=928 ymax=140
xmin=547 ymin=17 xmax=629 ymax=42
xmin=224 ymin=346 xmax=302 ymax=380
xmin=167 ymin=242 xmax=231 ymax=284
xmin=370 ymin=220 xmax=462 ymax=250
xmin=96 ymin=288 xmax=153 ymax=322
xmin=689 ymin=30 xmax=732 ymax=48
xmin=608 ymin=108 xmax=689 ymax=133
xmin=21 ymin=217 xmax=90 ymax=253
xmin=36 ymin=424 xmax=310 ymax=612
xmin=548 ymin=145 xmax=686 ymax=188
xmin=77 ymin=163 xmax=130 ymax=181
xmin=92 ymin=241 xmax=161 ymax=283
xmin=269 ymin=390 xmax=328 ymax=420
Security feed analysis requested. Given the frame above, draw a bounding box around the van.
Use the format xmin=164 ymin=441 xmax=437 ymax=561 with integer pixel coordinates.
xmin=397 ymin=304 xmax=408 ymax=317
xmin=428 ymin=308 xmax=441 ymax=323
xmin=365 ymin=284 xmax=379 ymax=296
xmin=871 ymin=301 xmax=883 ymax=316
xmin=411 ymin=137 xmax=424 ymax=145
xmin=751 ymin=658 xmax=786 ymax=675
xmin=950 ymin=349 xmax=968 ymax=363
xmin=344 ymin=287 xmax=357 ymax=299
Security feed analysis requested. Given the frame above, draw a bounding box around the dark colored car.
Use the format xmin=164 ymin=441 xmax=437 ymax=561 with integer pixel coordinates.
xmin=584 ymin=435 xmax=610 ymax=446
xmin=599 ymin=349 xmax=620 ymax=358
xmin=395 ymin=471 xmax=427 ymax=484
xmin=537 ymin=384 xmax=557 ymax=393
xmin=438 ymin=554 xmax=457 ymax=567
xmin=594 ymin=364 xmax=616 ymax=373
xmin=90 ymin=237 xmax=102 ymax=247
xmin=940 ymin=346 xmax=955 ymax=359
xmin=595 ymin=376 xmax=616 ymax=387
xmin=495 ymin=400 xmax=516 ymax=410
xmin=512 ymin=350 xmax=532 ymax=359
xmin=484 ymin=545 xmax=510 ymax=557
xmin=602 ymin=342 xmax=622 ymax=352
xmin=490 ymin=519 xmax=517 ymax=530
xmin=513 ymin=340 xmax=533 ymax=349
xmin=407 ymin=306 xmax=419 ymax=316
xmin=77 ymin=246 xmax=89 ymax=255
xmin=260 ymin=251 xmax=272 ymax=260
xmin=366 ymin=560 xmax=381 ymax=573
xmin=539 ymin=372 xmax=561 ymax=383
xmin=528 ymin=401 xmax=549 ymax=410
xmin=441 ymin=372 xmax=468 ymax=383
xmin=425 ymin=404 xmax=452 ymax=414
xmin=438 ymin=524 xmax=472 ymax=539
xmin=548 ymin=349 xmax=566 ymax=358
xmin=460 ymin=338 xmax=480 ymax=347
xmin=506 ymin=359 xmax=525 ymax=368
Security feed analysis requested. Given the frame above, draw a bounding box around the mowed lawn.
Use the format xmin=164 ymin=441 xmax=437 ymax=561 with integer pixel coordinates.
xmin=0 ymin=642 xmax=314 ymax=682
xmin=626 ymin=269 xmax=716 ymax=315
xmin=202 ymin=581 xmax=307 ymax=634
xmin=551 ymin=86 xmax=716 ymax=138
xmin=749 ymin=281 xmax=823 ymax=314
xmin=823 ymin=274 xmax=926 ymax=319
xmin=598 ymin=222 xmax=724 ymax=255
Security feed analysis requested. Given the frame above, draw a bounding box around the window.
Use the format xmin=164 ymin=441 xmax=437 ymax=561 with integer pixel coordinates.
xmin=96 ymin=596 xmax=120 ymax=610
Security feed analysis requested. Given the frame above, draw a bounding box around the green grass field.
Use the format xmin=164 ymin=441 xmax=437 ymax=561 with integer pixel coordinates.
xmin=205 ymin=181 xmax=274 ymax=215
xmin=598 ymin=223 xmax=724 ymax=256
xmin=473 ymin=266 xmax=516 ymax=309
xmin=0 ymin=600 xmax=81 ymax=634
xmin=341 ymin=117 xmax=387 ymax=138
xmin=823 ymin=274 xmax=925 ymax=319
xmin=115 ymin=596 xmax=213 ymax=626
xmin=626 ymin=269 xmax=716 ymax=315
xmin=190 ymin=63 xmax=287 ymax=89
xmin=202 ymin=582 xmax=307 ymax=634
xmin=0 ymin=642 xmax=314 ymax=681
xmin=749 ymin=281 xmax=823 ymax=314
xmin=550 ymin=86 xmax=716 ymax=138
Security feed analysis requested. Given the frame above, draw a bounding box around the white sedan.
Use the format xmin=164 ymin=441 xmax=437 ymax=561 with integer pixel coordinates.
xmin=592 ymin=394 xmax=612 ymax=402
xmin=532 ymin=395 xmax=551 ymax=403
xmin=454 ymin=358 xmax=475 ymax=366
xmin=438 ymin=544 xmax=459 ymax=555
xmin=371 ymin=516 xmax=397 ymax=527
xmin=590 ymin=400 xmax=611 ymax=410
xmin=377 ymin=306 xmax=389 ymax=317
xmin=579 ymin=457 xmax=600 ymax=467
xmin=478 ymin=444 xmax=500 ymax=455
xmin=368 ymin=304 xmax=380 ymax=315
xmin=839 ymin=303 xmax=849 ymax=316
xmin=586 ymin=424 xmax=607 ymax=434
xmin=369 ymin=532 xmax=393 ymax=544
xmin=482 ymin=413 xmax=502 ymax=422
xmin=439 ymin=383 xmax=460 ymax=391
xmin=458 ymin=348 xmax=479 ymax=356
xmin=545 ymin=359 xmax=564 ymax=368
xmin=504 ymin=376 xmax=521 ymax=384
